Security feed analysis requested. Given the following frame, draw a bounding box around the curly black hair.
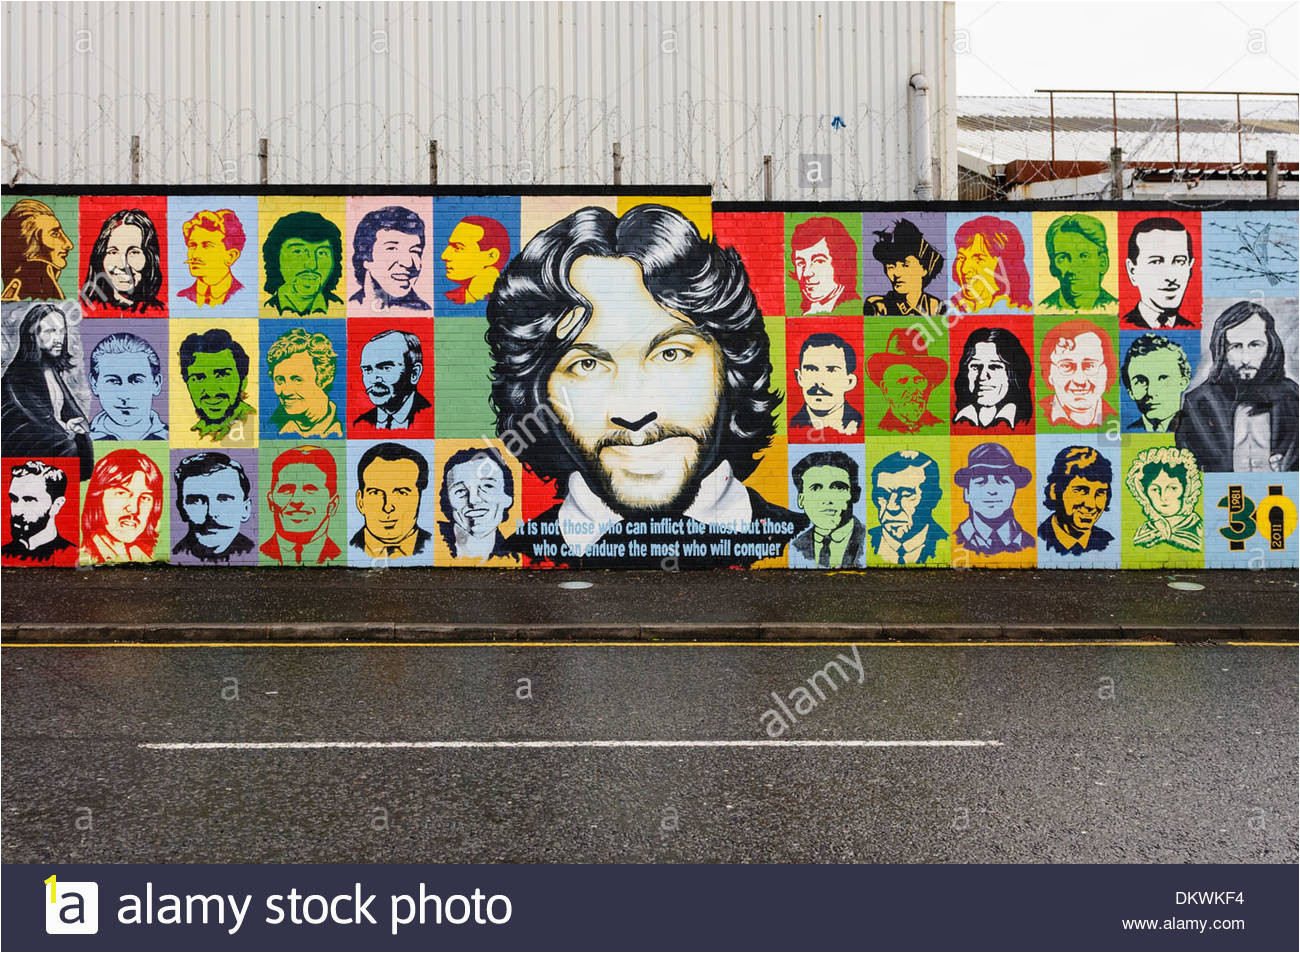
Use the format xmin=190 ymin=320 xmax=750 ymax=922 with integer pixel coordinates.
xmin=485 ymin=204 xmax=780 ymax=484
xmin=262 ymin=211 xmax=344 ymax=301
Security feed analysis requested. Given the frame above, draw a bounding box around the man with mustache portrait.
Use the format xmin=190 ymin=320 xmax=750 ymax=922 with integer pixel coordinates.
xmin=866 ymin=329 xmax=946 ymax=434
xmin=1123 ymin=217 xmax=1196 ymax=330
xmin=486 ymin=204 xmax=805 ymax=568
xmin=80 ymin=448 xmax=164 ymax=564
xmin=791 ymin=332 xmax=863 ymax=436
xmin=178 ymin=209 xmax=246 ymax=307
xmin=3 ymin=460 xmax=76 ymax=565
xmin=172 ymin=452 xmax=255 ymax=564
xmin=178 ymin=328 xmax=254 ymax=444
xmin=262 ymin=211 xmax=344 ymax=316
xmin=1176 ymin=301 xmax=1298 ymax=472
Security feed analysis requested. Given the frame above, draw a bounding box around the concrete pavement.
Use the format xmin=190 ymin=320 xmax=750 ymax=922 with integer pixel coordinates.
xmin=2 ymin=567 xmax=1297 ymax=641
xmin=2 ymin=642 xmax=1295 ymax=863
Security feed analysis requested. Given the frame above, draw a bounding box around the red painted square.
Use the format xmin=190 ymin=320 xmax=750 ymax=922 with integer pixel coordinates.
xmin=346 ymin=318 xmax=436 ymax=438
xmin=785 ymin=314 xmax=866 ymax=444
xmin=714 ymin=211 xmax=786 ymax=318
xmin=1117 ymin=209 xmax=1202 ymax=329
xmin=1 ymin=456 xmax=80 ymax=566
xmin=78 ymin=196 xmax=170 ymax=317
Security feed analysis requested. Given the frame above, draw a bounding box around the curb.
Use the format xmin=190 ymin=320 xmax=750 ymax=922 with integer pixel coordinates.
xmin=3 ymin=622 xmax=1296 ymax=644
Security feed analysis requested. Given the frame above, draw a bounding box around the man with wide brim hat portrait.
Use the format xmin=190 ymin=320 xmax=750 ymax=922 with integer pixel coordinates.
xmin=953 ymin=441 xmax=1035 ymax=556
xmin=866 ymin=328 xmax=948 ymax=434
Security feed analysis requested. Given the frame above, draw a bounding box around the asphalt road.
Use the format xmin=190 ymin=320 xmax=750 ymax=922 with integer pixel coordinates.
xmin=3 ymin=643 xmax=1296 ymax=864
xmin=5 ymin=567 xmax=1296 ymax=639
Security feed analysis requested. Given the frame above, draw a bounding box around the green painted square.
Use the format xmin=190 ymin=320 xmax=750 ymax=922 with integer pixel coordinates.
xmin=862 ymin=319 xmax=950 ymax=435
xmin=1033 ymin=313 xmax=1122 ymax=435
xmin=435 ymin=315 xmax=498 ymax=438
xmin=257 ymin=441 xmax=349 ymax=566
xmin=863 ymin=435 xmax=952 ymax=567
xmin=1119 ymin=433 xmax=1205 ymax=569
xmin=2 ymin=195 xmax=80 ymax=300
xmin=783 ymin=211 xmax=863 ymax=317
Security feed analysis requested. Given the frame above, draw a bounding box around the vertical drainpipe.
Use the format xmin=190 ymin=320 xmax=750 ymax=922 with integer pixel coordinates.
xmin=910 ymin=73 xmax=933 ymax=200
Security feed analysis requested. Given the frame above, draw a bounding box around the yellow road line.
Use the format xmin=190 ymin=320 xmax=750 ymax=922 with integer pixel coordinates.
xmin=3 ymin=640 xmax=1295 ymax=648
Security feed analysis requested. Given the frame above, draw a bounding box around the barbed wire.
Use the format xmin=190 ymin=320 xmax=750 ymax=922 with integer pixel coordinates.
xmin=2 ymin=89 xmax=948 ymax=200
xmin=957 ymin=95 xmax=1298 ymax=201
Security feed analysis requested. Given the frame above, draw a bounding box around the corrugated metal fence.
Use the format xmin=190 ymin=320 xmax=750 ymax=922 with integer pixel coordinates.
xmin=2 ymin=0 xmax=956 ymax=199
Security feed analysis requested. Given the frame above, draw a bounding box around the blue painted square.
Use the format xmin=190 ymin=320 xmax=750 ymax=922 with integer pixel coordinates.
xmin=1203 ymin=472 xmax=1300 ymax=568
xmin=166 ymin=197 xmax=259 ymax=318
xmin=944 ymin=211 xmax=1035 ymax=316
xmin=258 ymin=318 xmax=348 ymax=440
xmin=432 ymin=197 xmax=521 ymax=318
xmin=1035 ymin=433 xmax=1123 ymax=568
xmin=1117 ymin=329 xmax=1200 ymax=435
xmin=1201 ymin=211 xmax=1298 ymax=298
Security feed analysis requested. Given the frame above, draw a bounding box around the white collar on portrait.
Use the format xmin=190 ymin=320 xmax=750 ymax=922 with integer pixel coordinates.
xmin=557 ymin=460 xmax=753 ymax=549
xmin=954 ymin=402 xmax=1018 ymax=427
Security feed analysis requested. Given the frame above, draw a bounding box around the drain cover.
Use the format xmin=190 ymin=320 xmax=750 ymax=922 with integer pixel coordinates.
xmin=558 ymin=581 xmax=594 ymax=590
xmin=1167 ymin=581 xmax=1205 ymax=591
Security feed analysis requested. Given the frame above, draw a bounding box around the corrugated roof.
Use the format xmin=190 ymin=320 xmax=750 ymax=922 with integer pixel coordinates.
xmin=958 ymin=95 xmax=1298 ymax=168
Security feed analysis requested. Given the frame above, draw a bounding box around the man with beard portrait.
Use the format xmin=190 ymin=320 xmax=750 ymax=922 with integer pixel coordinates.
xmin=80 ymin=448 xmax=163 ymax=564
xmin=178 ymin=328 xmax=255 ymax=443
xmin=1176 ymin=301 xmax=1298 ymax=472
xmin=3 ymin=460 xmax=76 ymax=564
xmin=1 ymin=303 xmax=93 ymax=478
xmin=486 ymin=204 xmax=806 ymax=568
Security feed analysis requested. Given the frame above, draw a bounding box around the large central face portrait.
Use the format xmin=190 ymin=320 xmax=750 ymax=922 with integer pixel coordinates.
xmin=485 ymin=203 xmax=801 ymax=566
xmin=547 ymin=255 xmax=724 ymax=514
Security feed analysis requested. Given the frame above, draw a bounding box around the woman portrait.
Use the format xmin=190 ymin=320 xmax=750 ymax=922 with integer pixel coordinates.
xmin=949 ymin=216 xmax=1032 ymax=314
xmin=1124 ymin=445 xmax=1203 ymax=552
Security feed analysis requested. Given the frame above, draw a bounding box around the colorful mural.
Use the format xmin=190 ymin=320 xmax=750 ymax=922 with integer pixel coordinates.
xmin=2 ymin=190 xmax=1296 ymax=568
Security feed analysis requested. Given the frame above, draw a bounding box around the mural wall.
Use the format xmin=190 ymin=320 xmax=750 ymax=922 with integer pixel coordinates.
xmin=2 ymin=188 xmax=1296 ymax=569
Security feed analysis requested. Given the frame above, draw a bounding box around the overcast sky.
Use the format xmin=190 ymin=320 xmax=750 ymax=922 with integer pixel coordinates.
xmin=957 ymin=1 xmax=1299 ymax=97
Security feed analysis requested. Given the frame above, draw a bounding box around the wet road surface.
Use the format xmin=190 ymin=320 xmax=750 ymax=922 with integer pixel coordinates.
xmin=3 ymin=642 xmax=1295 ymax=863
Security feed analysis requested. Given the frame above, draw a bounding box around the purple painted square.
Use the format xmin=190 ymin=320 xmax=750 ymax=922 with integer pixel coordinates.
xmin=168 ymin=446 xmax=259 ymax=565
